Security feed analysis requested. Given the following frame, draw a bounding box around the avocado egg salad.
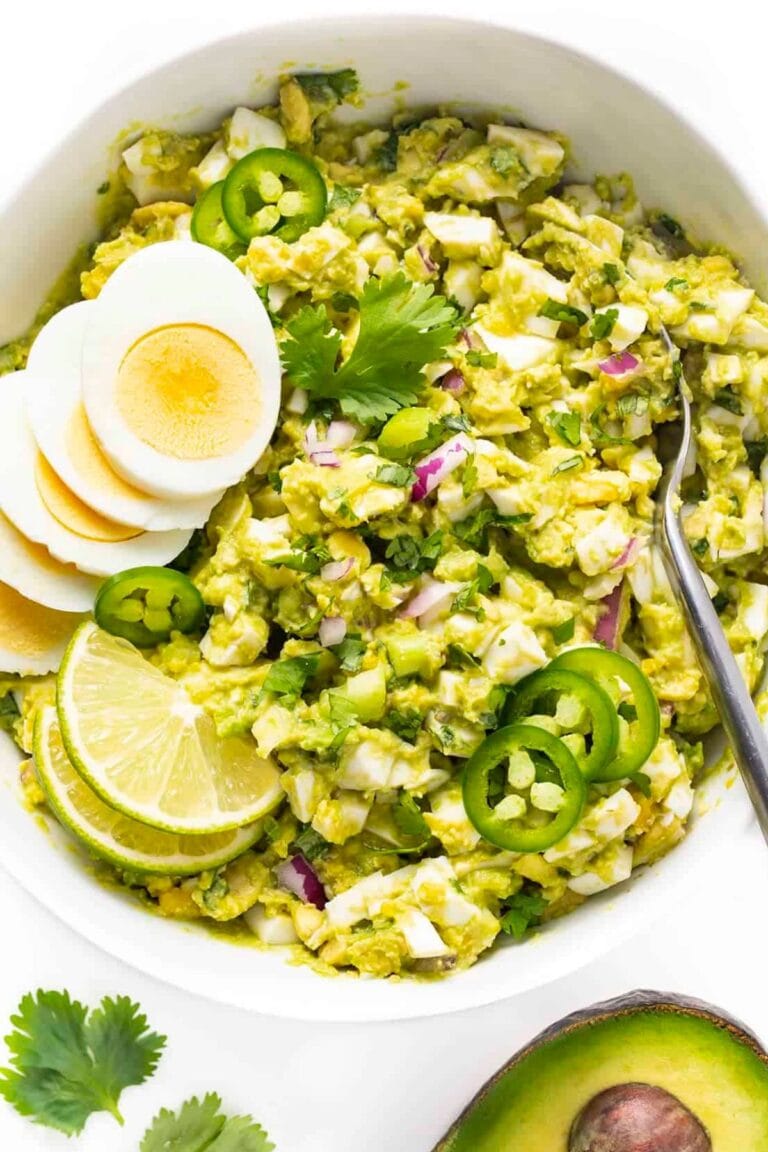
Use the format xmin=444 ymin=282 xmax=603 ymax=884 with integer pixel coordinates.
xmin=1 ymin=67 xmax=767 ymax=981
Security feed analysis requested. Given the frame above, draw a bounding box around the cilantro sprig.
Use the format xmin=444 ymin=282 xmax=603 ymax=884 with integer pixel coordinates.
xmin=499 ymin=890 xmax=548 ymax=940
xmin=141 ymin=1092 xmax=274 ymax=1152
xmin=280 ymin=272 xmax=460 ymax=422
xmin=0 ymin=990 xmax=165 ymax=1136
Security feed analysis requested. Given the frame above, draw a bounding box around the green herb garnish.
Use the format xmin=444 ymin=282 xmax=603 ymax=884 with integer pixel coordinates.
xmin=548 ymin=410 xmax=581 ymax=447
xmin=141 ymin=1092 xmax=274 ymax=1152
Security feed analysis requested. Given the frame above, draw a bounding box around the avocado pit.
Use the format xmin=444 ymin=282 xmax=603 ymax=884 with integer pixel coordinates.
xmin=569 ymin=1083 xmax=711 ymax=1152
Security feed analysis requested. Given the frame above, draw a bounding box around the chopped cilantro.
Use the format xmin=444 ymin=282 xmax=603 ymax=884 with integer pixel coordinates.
xmin=267 ymin=470 xmax=283 ymax=493
xmin=538 ymin=299 xmax=588 ymax=327
xmin=392 ymin=793 xmax=431 ymax=839
xmin=746 ymin=438 xmax=768 ymax=476
xmin=466 ymin=350 xmax=498 ymax=368
xmin=714 ymin=387 xmax=742 ymax=415
xmin=262 ymin=654 xmax=320 ymax=698
xmin=330 ymin=291 xmax=358 ymax=313
xmin=654 ymin=211 xmax=685 ymax=238
xmin=442 ymin=412 xmax=472 ymax=434
xmin=330 ymin=635 xmax=366 ymax=673
xmin=0 ymin=693 xmax=19 ymax=734
xmin=374 ymin=131 xmax=400 ymax=172
xmin=447 ymin=643 xmax=481 ymax=669
xmin=295 ymin=68 xmax=359 ymax=103
xmin=616 ymin=392 xmax=649 ymax=417
xmin=712 ymin=591 xmax=729 ymax=614
xmin=589 ymin=404 xmax=631 ymax=446
xmin=590 ymin=308 xmax=619 ymax=340
xmin=329 ymin=183 xmax=362 ymax=212
xmin=548 ymin=410 xmax=581 ymax=447
xmin=551 ymin=617 xmax=575 ymax=644
xmin=96 ymin=180 xmax=110 ymax=195
xmin=293 ymin=826 xmax=331 ymax=861
xmin=691 ymin=537 xmax=709 ymax=557
xmin=672 ymin=359 xmax=683 ymax=383
xmin=376 ymin=462 xmax=415 ymax=487
xmin=688 ymin=300 xmax=709 ymax=312
xmin=603 ymin=262 xmax=620 ymax=285
xmin=281 ymin=272 xmax=460 ymax=422
xmin=665 ymin=276 xmax=688 ymax=292
xmin=552 ymin=455 xmax=584 ymax=476
xmin=499 ymin=890 xmax=548 ymax=940
xmin=462 ymin=455 xmax=479 ymax=497
xmin=384 ymin=530 xmax=444 ymax=581
xmin=453 ymin=508 xmax=532 ymax=550
xmin=384 ymin=708 xmax=424 ymax=744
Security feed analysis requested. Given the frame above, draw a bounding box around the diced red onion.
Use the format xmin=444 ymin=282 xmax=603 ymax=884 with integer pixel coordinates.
xmin=319 ymin=616 xmax=347 ymax=647
xmin=311 ymin=450 xmax=341 ymax=468
xmin=321 ymin=558 xmax=354 ymax=582
xmin=594 ymin=581 xmax=624 ymax=650
xmin=287 ymin=387 xmax=309 ymax=414
xmin=411 ymin=434 xmax=473 ymax=502
xmin=598 ymin=351 xmax=640 ymax=376
xmin=324 ymin=420 xmax=358 ymax=450
xmin=417 ymin=244 xmax=438 ymax=274
xmin=459 ymin=328 xmax=478 ymax=350
xmin=440 ymin=369 xmax=466 ymax=395
xmin=304 ymin=419 xmax=356 ymax=465
xmin=399 ymin=576 xmax=458 ymax=620
xmin=276 ymin=855 xmax=327 ymax=910
xmin=610 ymin=536 xmax=641 ymax=571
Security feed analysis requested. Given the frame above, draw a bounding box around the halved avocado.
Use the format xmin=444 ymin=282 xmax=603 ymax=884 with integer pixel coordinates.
xmin=434 ymin=991 xmax=768 ymax=1151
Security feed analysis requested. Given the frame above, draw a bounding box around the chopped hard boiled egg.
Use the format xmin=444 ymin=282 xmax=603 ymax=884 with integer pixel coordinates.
xmin=81 ymin=243 xmax=281 ymax=499
xmin=0 ymin=581 xmax=82 ymax=675
xmin=0 ymin=375 xmax=191 ymax=577
xmin=25 ymin=303 xmax=223 ymax=530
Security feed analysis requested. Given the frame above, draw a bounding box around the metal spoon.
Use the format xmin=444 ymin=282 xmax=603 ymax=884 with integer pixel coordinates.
xmin=655 ymin=326 xmax=768 ymax=843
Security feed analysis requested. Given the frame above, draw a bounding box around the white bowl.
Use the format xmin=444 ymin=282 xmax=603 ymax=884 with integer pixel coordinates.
xmin=0 ymin=16 xmax=759 ymax=1021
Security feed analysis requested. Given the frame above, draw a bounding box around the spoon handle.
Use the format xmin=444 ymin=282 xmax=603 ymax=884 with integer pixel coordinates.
xmin=659 ymin=458 xmax=768 ymax=844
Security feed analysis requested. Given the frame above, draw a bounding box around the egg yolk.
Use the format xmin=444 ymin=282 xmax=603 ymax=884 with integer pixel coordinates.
xmin=34 ymin=453 xmax=140 ymax=543
xmin=115 ymin=324 xmax=261 ymax=460
xmin=66 ymin=403 xmax=151 ymax=505
xmin=0 ymin=580 xmax=80 ymax=658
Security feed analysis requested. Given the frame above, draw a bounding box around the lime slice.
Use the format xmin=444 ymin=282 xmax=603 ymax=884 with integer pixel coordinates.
xmin=57 ymin=621 xmax=283 ymax=834
xmin=34 ymin=706 xmax=265 ymax=874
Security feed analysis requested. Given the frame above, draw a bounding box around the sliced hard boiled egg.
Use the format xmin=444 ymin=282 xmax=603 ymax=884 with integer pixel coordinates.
xmin=0 ymin=510 xmax=99 ymax=613
xmin=0 ymin=375 xmax=192 ymax=577
xmin=81 ymin=243 xmax=281 ymax=499
xmin=0 ymin=581 xmax=82 ymax=676
xmin=25 ymin=303 xmax=223 ymax=530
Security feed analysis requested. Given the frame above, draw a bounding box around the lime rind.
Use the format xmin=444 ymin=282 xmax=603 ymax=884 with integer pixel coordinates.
xmin=56 ymin=621 xmax=284 ymax=835
xmin=34 ymin=706 xmax=264 ymax=874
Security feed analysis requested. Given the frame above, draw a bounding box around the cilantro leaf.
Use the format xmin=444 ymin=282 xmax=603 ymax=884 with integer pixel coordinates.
xmin=548 ymin=410 xmax=581 ymax=447
xmin=590 ymin=308 xmax=618 ymax=340
xmin=292 ymin=827 xmax=331 ymax=862
xmin=384 ymin=708 xmax=424 ymax=743
xmin=538 ymin=299 xmax=587 ymax=327
xmin=0 ymin=990 xmax=165 ymax=1136
xmin=603 ymin=262 xmax=620 ymax=285
xmin=714 ymin=387 xmax=742 ymax=415
xmin=453 ymin=508 xmax=532 ymax=551
xmin=0 ymin=693 xmax=19 ymax=734
xmin=466 ymin=350 xmax=497 ymax=368
xmin=392 ymin=793 xmax=431 ymax=840
xmin=140 ymin=1092 xmax=274 ymax=1152
xmin=329 ymin=184 xmax=361 ymax=213
xmin=665 ymin=276 xmax=688 ymax=292
xmin=376 ymin=462 xmax=415 ymax=487
xmin=499 ymin=890 xmax=548 ymax=940
xmin=330 ymin=635 xmax=366 ymax=672
xmin=281 ymin=273 xmax=460 ymax=422
xmin=630 ymin=771 xmax=652 ymax=798
xmin=551 ymin=617 xmax=575 ymax=644
xmin=616 ymin=392 xmax=649 ymax=417
xmin=262 ymin=655 xmax=320 ymax=698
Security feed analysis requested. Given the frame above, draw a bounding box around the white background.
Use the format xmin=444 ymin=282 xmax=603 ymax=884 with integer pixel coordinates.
xmin=2 ymin=1 xmax=768 ymax=1148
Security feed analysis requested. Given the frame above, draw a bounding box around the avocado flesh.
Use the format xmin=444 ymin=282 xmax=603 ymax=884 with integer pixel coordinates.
xmin=438 ymin=1008 xmax=768 ymax=1151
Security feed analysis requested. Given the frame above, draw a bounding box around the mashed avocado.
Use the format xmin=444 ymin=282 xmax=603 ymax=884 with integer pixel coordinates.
xmin=4 ymin=69 xmax=768 ymax=981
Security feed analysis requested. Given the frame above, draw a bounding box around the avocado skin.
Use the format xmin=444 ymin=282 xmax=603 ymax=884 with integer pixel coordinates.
xmin=433 ymin=990 xmax=768 ymax=1152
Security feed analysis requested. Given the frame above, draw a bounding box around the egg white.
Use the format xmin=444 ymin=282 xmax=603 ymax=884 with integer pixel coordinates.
xmin=0 ymin=580 xmax=83 ymax=676
xmin=81 ymin=243 xmax=281 ymax=499
xmin=25 ymin=303 xmax=224 ymax=530
xmin=0 ymin=375 xmax=192 ymax=577
xmin=0 ymin=510 xmax=99 ymax=613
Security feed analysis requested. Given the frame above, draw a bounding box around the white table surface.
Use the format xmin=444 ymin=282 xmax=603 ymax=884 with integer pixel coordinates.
xmin=2 ymin=1 xmax=768 ymax=1147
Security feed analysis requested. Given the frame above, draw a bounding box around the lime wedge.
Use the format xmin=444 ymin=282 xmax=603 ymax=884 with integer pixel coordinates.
xmin=57 ymin=621 xmax=283 ymax=834
xmin=34 ymin=706 xmax=265 ymax=874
